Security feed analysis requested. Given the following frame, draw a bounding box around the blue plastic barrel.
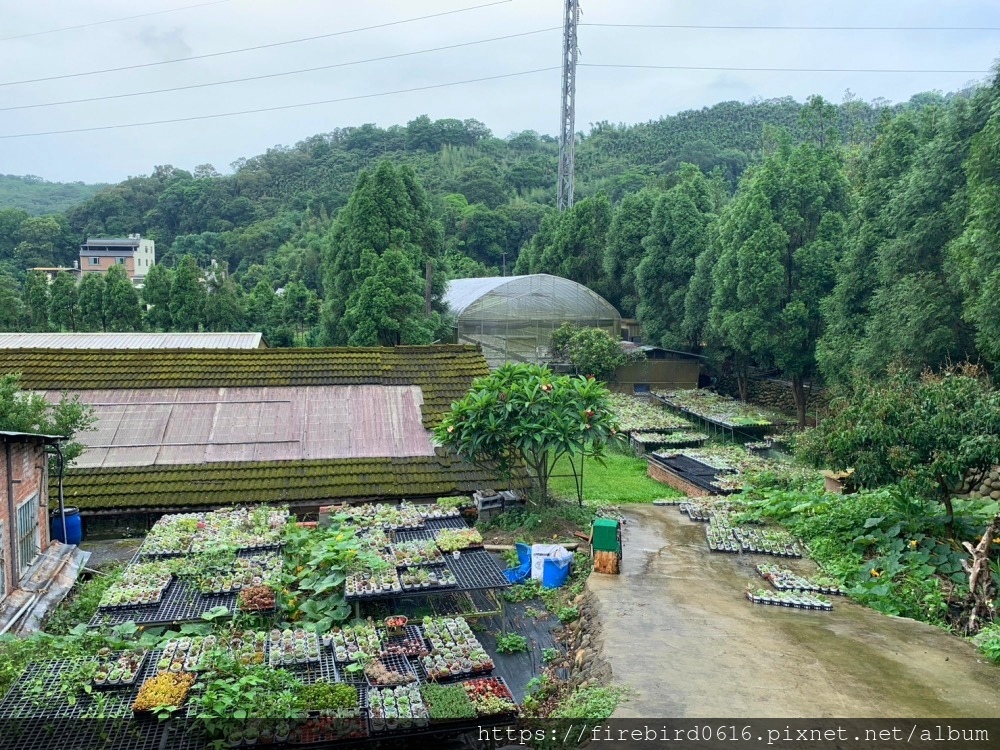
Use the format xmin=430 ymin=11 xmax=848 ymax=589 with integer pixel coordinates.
xmin=515 ymin=542 xmax=531 ymax=566
xmin=51 ymin=507 xmax=83 ymax=545
xmin=541 ymin=557 xmax=571 ymax=589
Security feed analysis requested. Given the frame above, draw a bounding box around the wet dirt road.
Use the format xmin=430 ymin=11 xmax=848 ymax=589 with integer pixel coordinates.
xmin=587 ymin=505 xmax=1000 ymax=718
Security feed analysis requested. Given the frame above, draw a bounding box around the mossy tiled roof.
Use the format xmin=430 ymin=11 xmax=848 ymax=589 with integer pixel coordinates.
xmin=64 ymin=455 xmax=529 ymax=511
xmin=0 ymin=345 xmax=488 ymax=428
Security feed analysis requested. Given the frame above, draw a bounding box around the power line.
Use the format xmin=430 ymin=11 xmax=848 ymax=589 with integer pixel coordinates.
xmin=581 ymin=22 xmax=1000 ymax=31
xmin=0 ymin=28 xmax=559 ymax=112
xmin=0 ymin=0 xmax=513 ymax=88
xmin=0 ymin=67 xmax=560 ymax=139
xmin=0 ymin=1 xmax=234 ymax=42
xmin=581 ymin=63 xmax=991 ymax=74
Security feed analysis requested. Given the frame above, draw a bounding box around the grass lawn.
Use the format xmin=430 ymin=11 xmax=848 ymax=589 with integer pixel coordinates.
xmin=549 ymin=450 xmax=684 ymax=506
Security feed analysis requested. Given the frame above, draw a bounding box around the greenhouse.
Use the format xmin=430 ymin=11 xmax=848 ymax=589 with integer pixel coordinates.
xmin=444 ymin=274 xmax=622 ymax=368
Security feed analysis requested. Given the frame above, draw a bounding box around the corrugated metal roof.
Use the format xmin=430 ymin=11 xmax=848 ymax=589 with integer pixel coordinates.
xmin=51 ymin=385 xmax=435 ymax=469
xmin=0 ymin=332 xmax=264 ymax=349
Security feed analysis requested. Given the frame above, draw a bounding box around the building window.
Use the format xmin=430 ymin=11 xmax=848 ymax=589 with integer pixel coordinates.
xmin=0 ymin=520 xmax=6 ymax=600
xmin=116 ymin=257 xmax=126 ymax=265
xmin=16 ymin=495 xmax=40 ymax=577
xmin=88 ymin=257 xmax=101 ymax=266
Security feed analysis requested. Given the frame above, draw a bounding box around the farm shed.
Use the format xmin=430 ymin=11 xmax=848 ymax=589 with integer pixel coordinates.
xmin=0 ymin=346 xmax=525 ymax=515
xmin=444 ymin=274 xmax=621 ymax=368
xmin=612 ymin=345 xmax=704 ymax=394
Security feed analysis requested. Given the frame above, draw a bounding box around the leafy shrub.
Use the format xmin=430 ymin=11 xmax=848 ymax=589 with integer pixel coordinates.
xmin=495 ymin=633 xmax=529 ymax=654
xmin=974 ymin=624 xmax=1000 ymax=663
xmin=556 ymin=606 xmax=579 ymax=624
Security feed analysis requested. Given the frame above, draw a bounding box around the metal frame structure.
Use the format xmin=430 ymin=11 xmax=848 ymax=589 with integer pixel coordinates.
xmin=557 ymin=0 xmax=580 ymax=211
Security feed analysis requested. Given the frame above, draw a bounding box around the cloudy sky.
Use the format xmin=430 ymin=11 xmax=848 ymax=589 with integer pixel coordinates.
xmin=1 ymin=0 xmax=998 ymax=184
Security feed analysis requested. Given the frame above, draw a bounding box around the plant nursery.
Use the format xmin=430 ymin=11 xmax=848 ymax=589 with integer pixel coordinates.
xmin=0 ymin=500 xmax=523 ymax=750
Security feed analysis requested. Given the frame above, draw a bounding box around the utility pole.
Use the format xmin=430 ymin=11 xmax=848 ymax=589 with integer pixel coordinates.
xmin=557 ymin=0 xmax=580 ymax=212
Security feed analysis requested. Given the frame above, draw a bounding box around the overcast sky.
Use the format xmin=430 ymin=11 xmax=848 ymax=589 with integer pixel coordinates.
xmin=1 ymin=0 xmax=998 ymax=184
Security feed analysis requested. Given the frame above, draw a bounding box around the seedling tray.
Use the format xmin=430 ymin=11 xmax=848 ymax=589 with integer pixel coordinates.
xmin=414 ymin=657 xmax=494 ymax=684
xmin=376 ymin=625 xmax=428 ymax=658
xmin=746 ymin=590 xmax=833 ymax=611
xmin=364 ymin=654 xmax=419 ymax=688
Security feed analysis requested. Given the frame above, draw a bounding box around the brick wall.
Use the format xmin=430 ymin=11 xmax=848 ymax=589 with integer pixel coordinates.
xmin=0 ymin=440 xmax=49 ymax=598
xmin=647 ymin=460 xmax=709 ymax=498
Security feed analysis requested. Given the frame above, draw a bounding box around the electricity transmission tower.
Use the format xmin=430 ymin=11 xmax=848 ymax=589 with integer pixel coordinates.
xmin=557 ymin=0 xmax=580 ymax=212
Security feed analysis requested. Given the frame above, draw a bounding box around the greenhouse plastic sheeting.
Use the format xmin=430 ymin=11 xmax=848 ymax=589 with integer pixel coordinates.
xmin=444 ymin=274 xmax=621 ymax=368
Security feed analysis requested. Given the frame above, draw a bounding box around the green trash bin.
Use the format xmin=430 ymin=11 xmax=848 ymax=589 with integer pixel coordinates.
xmin=591 ymin=518 xmax=621 ymax=555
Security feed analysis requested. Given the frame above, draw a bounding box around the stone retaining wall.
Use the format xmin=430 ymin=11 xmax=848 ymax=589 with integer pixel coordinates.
xmin=963 ymin=467 xmax=1000 ymax=500
xmin=561 ymin=589 xmax=612 ymax=690
xmin=715 ymin=373 xmax=829 ymax=419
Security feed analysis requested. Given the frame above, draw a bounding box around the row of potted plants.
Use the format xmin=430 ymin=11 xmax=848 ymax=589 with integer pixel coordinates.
xmin=400 ymin=566 xmax=457 ymax=591
xmin=655 ymin=389 xmax=787 ymax=428
xmin=419 ymin=683 xmax=477 ymax=720
xmin=339 ymin=502 xmax=425 ymax=531
xmin=746 ymin=587 xmax=833 ymax=611
xmin=679 ymin=503 xmax=714 ymax=522
xmin=197 ymin=555 xmax=282 ymax=594
xmin=188 ymin=507 xmax=288 ymax=553
xmin=632 ymin=430 xmax=709 ymax=448
xmin=435 ymin=528 xmax=483 ymax=552
xmin=98 ymin=582 xmax=168 ymax=609
xmin=330 ymin=623 xmax=383 ymax=663
xmin=132 ymin=671 xmax=195 ymax=714
xmin=388 ymin=540 xmax=446 ymax=566
xmin=756 ymin=564 xmax=842 ymax=595
xmin=607 ymin=393 xmax=691 ymax=432
xmin=369 ymin=685 xmax=429 ymax=732
xmin=93 ymin=648 xmax=147 ymax=688
xmin=420 ymin=617 xmax=494 ymax=680
xmin=365 ymin=658 xmax=417 ymax=687
xmin=706 ymin=526 xmax=740 ymax=554
xmin=731 ymin=527 xmax=803 ymax=558
xmin=238 ymin=584 xmax=277 ymax=613
xmin=268 ymin=629 xmax=322 ymax=667
xmin=462 ymin=677 xmax=518 ymax=717
xmin=345 ymin=569 xmax=402 ymax=599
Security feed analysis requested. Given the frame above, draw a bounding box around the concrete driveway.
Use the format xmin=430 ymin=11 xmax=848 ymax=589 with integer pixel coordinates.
xmin=587 ymin=505 xmax=1000 ymax=718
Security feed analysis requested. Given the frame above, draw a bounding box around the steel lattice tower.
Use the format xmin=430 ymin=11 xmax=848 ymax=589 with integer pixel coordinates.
xmin=557 ymin=0 xmax=580 ymax=212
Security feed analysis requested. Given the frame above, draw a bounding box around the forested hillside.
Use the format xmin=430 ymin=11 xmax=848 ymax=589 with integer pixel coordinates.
xmin=1 ymin=82 xmax=997 ymax=416
xmin=0 ymin=174 xmax=107 ymax=215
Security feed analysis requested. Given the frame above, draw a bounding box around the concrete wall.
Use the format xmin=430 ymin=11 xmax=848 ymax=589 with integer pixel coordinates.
xmin=0 ymin=441 xmax=49 ymax=600
xmin=612 ymin=359 xmax=700 ymax=394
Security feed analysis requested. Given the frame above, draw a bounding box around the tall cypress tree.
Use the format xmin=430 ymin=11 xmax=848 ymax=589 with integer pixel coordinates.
xmin=636 ymin=165 xmax=715 ymax=350
xmin=0 ymin=274 xmax=23 ymax=332
xmin=168 ymin=255 xmax=205 ymax=331
xmin=78 ymin=273 xmax=107 ymax=332
xmin=22 ymin=271 xmax=51 ymax=332
xmin=103 ymin=264 xmax=142 ymax=331
xmin=710 ymin=138 xmax=849 ymax=425
xmin=142 ymin=263 xmax=174 ymax=331
xmin=49 ymin=272 xmax=79 ymax=332
xmin=320 ymin=161 xmax=442 ymax=345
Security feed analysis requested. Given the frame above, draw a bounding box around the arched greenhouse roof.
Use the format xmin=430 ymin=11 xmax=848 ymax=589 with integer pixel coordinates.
xmin=443 ymin=274 xmax=621 ymax=322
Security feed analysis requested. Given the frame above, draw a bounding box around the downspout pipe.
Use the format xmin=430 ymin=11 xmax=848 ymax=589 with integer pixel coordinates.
xmin=53 ymin=442 xmax=66 ymax=547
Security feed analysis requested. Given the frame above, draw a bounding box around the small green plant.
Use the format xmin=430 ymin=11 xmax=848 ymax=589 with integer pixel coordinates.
xmin=551 ymin=685 xmax=625 ymax=719
xmin=420 ymin=683 xmax=477 ymax=719
xmin=542 ymin=647 xmax=559 ymax=664
xmin=524 ymin=606 xmax=545 ymax=619
xmin=556 ymin=606 xmax=579 ymax=624
xmin=503 ymin=580 xmax=540 ymax=603
xmin=974 ymin=624 xmax=1000 ymax=663
xmin=495 ymin=633 xmax=529 ymax=654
